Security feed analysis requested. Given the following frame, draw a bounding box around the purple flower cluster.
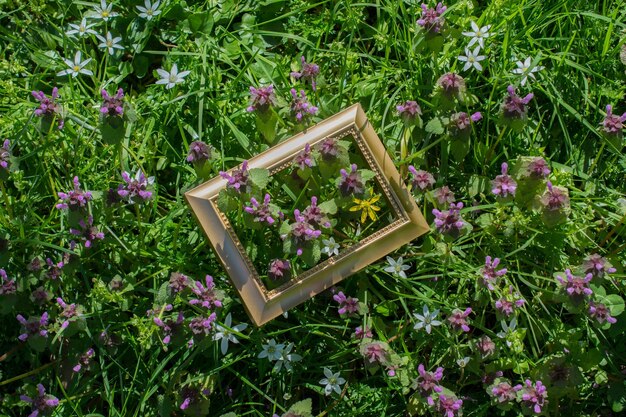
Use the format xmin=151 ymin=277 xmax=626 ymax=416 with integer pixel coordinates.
xmin=408 ymin=166 xmax=435 ymax=192
xmin=154 ymin=311 xmax=185 ymax=344
xmin=20 ymin=384 xmax=59 ymax=417
xmin=495 ymin=287 xmax=525 ymax=317
xmin=187 ymin=140 xmax=212 ymax=164
xmin=32 ymin=87 xmax=64 ymax=129
xmin=16 ymin=312 xmax=49 ymax=341
xmin=287 ymin=208 xmax=323 ymax=256
xmin=448 ymin=308 xmax=472 ymax=332
xmin=56 ymin=297 xmax=80 ymax=329
xmin=333 ymin=291 xmax=360 ymax=315
xmin=414 ymin=364 xmax=444 ymax=406
xmin=501 ymin=85 xmax=533 ymax=119
xmin=475 ymin=335 xmax=496 ymax=358
xmin=436 ymin=394 xmax=463 ymax=417
xmin=432 ymin=202 xmax=465 ymax=236
xmin=519 ymin=379 xmax=548 ymax=414
xmin=244 ymin=194 xmax=275 ymax=226
xmin=56 ymin=176 xmax=93 ymax=210
xmin=540 ymin=182 xmax=569 ymax=211
xmin=73 ymin=348 xmax=95 ymax=373
xmin=491 ymin=380 xmax=521 ymax=404
xmin=601 ymin=104 xmax=626 ymax=138
xmin=189 ymin=313 xmax=217 ymax=337
xmin=290 ymin=56 xmax=320 ymax=91
xmin=220 ymin=160 xmax=250 ymax=194
xmin=556 ymin=269 xmax=592 ymax=299
xmin=247 ymin=85 xmax=276 ymax=113
xmin=317 ymin=137 xmax=342 ymax=161
xmin=45 ymin=257 xmax=64 ymax=280
xmin=437 ymin=72 xmax=466 ymax=99
xmin=582 ymin=253 xmax=616 ymax=280
xmin=491 ymin=163 xmax=517 ymax=198
xmin=290 ymin=88 xmax=318 ymax=123
xmin=361 ymin=341 xmax=389 ymax=365
xmin=0 ymin=269 xmax=16 ymax=295
xmin=293 ymin=143 xmax=314 ymax=170
xmin=450 ymin=111 xmax=482 ymax=136
xmin=100 ymin=88 xmax=124 ymax=117
xmin=397 ymin=100 xmax=422 ymax=124
xmin=338 ymin=164 xmax=365 ymax=196
xmin=301 ymin=196 xmax=331 ymax=228
xmin=70 ymin=216 xmax=105 ymax=248
xmin=189 ymin=275 xmax=223 ymax=310
xmin=0 ymin=139 xmax=10 ymax=171
xmin=527 ymin=157 xmax=551 ymax=179
xmin=588 ymin=302 xmax=617 ymax=324
xmin=268 ymin=259 xmax=291 ymax=281
xmin=117 ymin=170 xmax=154 ymax=203
xmin=417 ymin=2 xmax=447 ymax=33
xmin=433 ymin=186 xmax=455 ymax=205
xmin=169 ymin=272 xmax=190 ymax=293
xmin=480 ymin=256 xmax=507 ymax=290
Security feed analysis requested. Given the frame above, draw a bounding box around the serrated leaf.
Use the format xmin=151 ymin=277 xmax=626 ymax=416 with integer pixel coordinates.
xmin=287 ymin=398 xmax=313 ymax=417
xmin=155 ymin=281 xmax=170 ymax=305
xmin=217 ymin=190 xmax=239 ymax=213
xmin=317 ymin=199 xmax=337 ymax=215
xmin=425 ymin=117 xmax=445 ymax=134
xmin=360 ymin=169 xmax=376 ymax=182
xmin=248 ymin=168 xmax=270 ymax=189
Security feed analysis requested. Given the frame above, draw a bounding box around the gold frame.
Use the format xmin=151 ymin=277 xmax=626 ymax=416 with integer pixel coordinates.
xmin=185 ymin=104 xmax=429 ymax=326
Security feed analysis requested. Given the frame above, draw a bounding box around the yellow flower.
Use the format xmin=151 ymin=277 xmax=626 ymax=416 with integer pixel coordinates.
xmin=349 ymin=193 xmax=381 ymax=223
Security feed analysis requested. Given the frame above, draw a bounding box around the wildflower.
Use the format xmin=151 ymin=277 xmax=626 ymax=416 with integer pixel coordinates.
xmin=433 ymin=186 xmax=455 ymax=205
xmin=66 ymin=17 xmax=97 ymax=38
xmin=601 ymin=104 xmax=626 ymax=139
xmin=317 ymin=137 xmax=342 ymax=161
xmin=0 ymin=269 xmax=16 ymax=295
xmin=287 ymin=211 xmax=322 ymax=255
xmin=432 ymin=202 xmax=465 ymax=236
xmin=92 ymin=0 xmax=118 ymax=21
xmin=100 ymin=88 xmax=124 ymax=117
xmin=273 ymin=342 xmax=302 ymax=372
xmin=322 ymin=237 xmax=340 ymax=257
xmin=556 ymin=269 xmax=593 ymax=299
xmin=73 ymin=348 xmax=95 ymax=373
xmin=45 ymin=258 xmax=64 ymax=280
xmin=540 ymin=181 xmax=569 ymax=211
xmin=320 ymin=368 xmax=346 ymax=395
xmin=408 ymin=166 xmax=435 ymax=191
xmin=290 ymin=56 xmax=320 ymax=90
xmin=246 ymin=85 xmax=277 ymax=113
xmin=501 ymin=85 xmax=533 ymax=120
xmin=361 ymin=341 xmax=388 ymax=365
xmin=448 ymin=308 xmax=472 ymax=332
xmin=588 ymin=302 xmax=617 ymax=324
xmin=213 ymin=313 xmax=248 ymax=355
xmin=0 ymin=139 xmax=10 ymax=172
xmin=189 ymin=313 xmax=217 ymax=336
xmin=168 ymin=272 xmax=190 ymax=293
xmin=96 ymin=32 xmax=123 ymax=55
xmin=354 ymin=325 xmax=372 ymax=339
xmin=512 ymin=57 xmax=544 ymax=87
xmin=396 ymin=100 xmax=422 ymax=124
xmin=527 ymin=157 xmax=550 ymax=178
xmin=16 ymin=312 xmax=49 ymax=341
xmin=436 ymin=394 xmax=463 ymax=417
xmin=70 ymin=216 xmax=105 ymax=248
xmin=154 ymin=311 xmax=184 ymax=344
xmin=28 ymin=258 xmax=42 ymax=272
xmin=475 ymin=335 xmax=496 ymax=358
xmin=350 ymin=193 xmax=381 ymax=223
xmin=338 ymin=164 xmax=365 ymax=197
xmin=417 ymin=2 xmax=447 ymax=33
xmin=136 ymin=0 xmax=161 ymax=20
xmin=189 ymin=275 xmax=223 ymax=310
xmin=413 ymin=364 xmax=444 ymax=406
xmin=289 ymin=88 xmax=318 ymax=123
xmin=496 ymin=317 xmax=517 ymax=347
xmin=179 ymin=386 xmax=210 ymax=411
xmin=32 ymin=88 xmax=64 ymax=129
xmin=520 ymin=379 xmax=548 ymax=414
xmin=462 ymin=21 xmax=491 ymax=49
xmin=244 ymin=194 xmax=275 ymax=226
xmin=384 ymin=256 xmax=410 ymax=279
xmin=436 ymin=73 xmax=466 ymax=100
xmin=458 ymin=46 xmax=486 ymax=72
xmin=480 ymin=256 xmax=507 ymax=290
xmin=20 ymin=384 xmax=59 ymax=417
xmin=449 ymin=111 xmax=482 ymax=137
xmin=30 ymin=287 xmax=52 ymax=305
xmin=56 ymin=297 xmax=80 ymax=329
xmin=220 ymin=160 xmax=250 ymax=194
xmin=268 ymin=259 xmax=291 ymax=281
xmin=258 ymin=339 xmax=284 ymax=361
xmin=56 ymin=176 xmax=92 ymax=210
xmin=582 ymin=253 xmax=616 ymax=279
xmin=57 ymin=51 xmax=93 ymax=78
xmin=413 ymin=305 xmax=442 ymax=334
xmin=490 ymin=380 xmax=520 ymax=403
xmin=294 ymin=143 xmax=314 ymax=170
xmin=495 ymin=287 xmax=525 ymax=317
xmin=333 ymin=291 xmax=360 ymax=315
xmin=155 ymin=64 xmax=190 ymax=89
xmin=117 ymin=169 xmax=154 ymax=203
xmin=187 ymin=141 xmax=212 ymax=164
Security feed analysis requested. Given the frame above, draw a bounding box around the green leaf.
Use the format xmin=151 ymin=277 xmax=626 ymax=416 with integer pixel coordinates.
xmin=132 ymin=55 xmax=150 ymax=78
xmin=360 ymin=169 xmax=376 ymax=182
xmin=287 ymin=398 xmax=313 ymax=417
xmin=217 ymin=190 xmax=239 ymax=213
xmin=248 ymin=168 xmax=270 ymax=189
xmin=425 ymin=117 xmax=445 ymax=135
xmin=603 ymin=294 xmax=625 ymax=317
xmin=255 ymin=111 xmax=278 ymax=144
xmin=187 ymin=12 xmax=214 ymax=33
xmin=318 ymin=199 xmax=337 ymax=215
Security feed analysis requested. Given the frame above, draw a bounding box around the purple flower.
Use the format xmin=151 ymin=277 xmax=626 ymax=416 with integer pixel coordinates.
xmin=601 ymin=104 xmax=626 ymax=138
xmin=333 ymin=291 xmax=360 ymax=315
xmin=396 ymin=100 xmax=422 ymax=124
xmin=0 ymin=139 xmax=11 ymax=171
xmin=154 ymin=311 xmax=185 ymax=344
xmin=354 ymin=325 xmax=373 ymax=339
xmin=0 ymin=269 xmax=16 ymax=295
xmin=56 ymin=176 xmax=93 ymax=210
xmin=520 ymin=379 xmax=548 ymax=414
xmin=146 ymin=303 xmax=173 ymax=318
xmin=448 ymin=307 xmax=472 ymax=332
xmin=527 ymin=157 xmax=550 ymax=179
xmin=284 ymin=210 xmax=322 ymax=255
xmin=20 ymin=384 xmax=59 ymax=417
xmin=293 ymin=143 xmax=314 ymax=170
xmin=45 ymin=258 xmax=64 ymax=280
xmin=491 ymin=380 xmax=520 ymax=403
xmin=436 ymin=72 xmax=466 ymax=99
xmin=408 ymin=166 xmax=435 ymax=191
xmin=16 ymin=312 xmax=49 ymax=341
xmin=100 ymin=88 xmax=124 ymax=117
xmin=491 ymin=163 xmax=517 ymax=198
xmin=189 ymin=275 xmax=223 ymax=310
xmin=244 ymin=194 xmax=275 ymax=226
xmin=589 ymin=302 xmax=617 ymax=324
xmin=501 ymin=85 xmax=533 ymax=119
xmin=268 ymin=259 xmax=291 ymax=281
xmin=361 ymin=341 xmax=388 ymax=365
xmin=556 ymin=269 xmax=593 ymax=299
xmin=179 ymin=386 xmax=210 ymax=410
xmin=246 ymin=85 xmax=276 ymax=113
xmin=495 ymin=287 xmax=525 ymax=317
xmin=57 ymin=297 xmax=80 ymax=329
xmin=169 ymin=272 xmax=190 ymax=293
xmin=417 ymin=2 xmax=447 ymax=33
xmin=290 ymin=88 xmax=318 ymax=123
xmin=290 ymin=56 xmax=320 ymax=90
xmin=189 ymin=313 xmax=217 ymax=336
xmin=481 ymin=256 xmax=507 ymax=290
xmin=186 ymin=141 xmax=212 ymax=164
xmin=70 ymin=216 xmax=105 ymax=248
xmin=582 ymin=253 xmax=616 ymax=280
xmin=414 ymin=364 xmax=444 ymax=406
xmin=432 ymin=202 xmax=465 ymax=236
xmin=436 ymin=394 xmax=463 ymax=417
xmin=73 ymin=348 xmax=95 ymax=373
xmin=540 ymin=181 xmax=569 ymax=211
xmin=433 ymin=186 xmax=455 ymax=205
xmin=317 ymin=137 xmax=342 ymax=161
xmin=30 ymin=287 xmax=52 ymax=305
xmin=449 ymin=111 xmax=482 ymax=136
xmin=301 ymin=196 xmax=331 ymax=228
xmin=220 ymin=160 xmax=250 ymax=194
xmin=117 ymin=169 xmax=154 ymax=203
xmin=32 ymin=88 xmax=64 ymax=129
xmin=475 ymin=335 xmax=496 ymax=358
xmin=338 ymin=164 xmax=365 ymax=197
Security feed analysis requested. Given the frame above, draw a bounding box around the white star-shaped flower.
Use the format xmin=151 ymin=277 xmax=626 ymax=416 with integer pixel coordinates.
xmin=96 ymin=32 xmax=123 ymax=56
xmin=155 ymin=64 xmax=191 ymax=89
xmin=458 ymin=46 xmax=486 ymax=72
xmin=57 ymin=51 xmax=93 ymax=78
xmin=462 ymin=21 xmax=492 ymax=49
xmin=137 ymin=0 xmax=161 ymax=20
xmin=319 ymin=368 xmax=346 ymax=396
xmin=92 ymin=0 xmax=118 ymax=21
xmin=322 ymin=237 xmax=340 ymax=257
xmin=258 ymin=339 xmax=284 ymax=362
xmin=511 ymin=57 xmax=544 ymax=86
xmin=272 ymin=342 xmax=302 ymax=372
xmin=66 ymin=18 xmax=97 ymax=38
xmin=212 ymin=313 xmax=248 ymax=355
xmin=384 ymin=256 xmax=410 ymax=279
xmin=413 ymin=305 xmax=442 ymax=334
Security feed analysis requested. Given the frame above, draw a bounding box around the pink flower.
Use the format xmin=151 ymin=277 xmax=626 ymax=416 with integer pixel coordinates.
xmin=436 ymin=394 xmax=463 ymax=417
xmin=333 ymin=291 xmax=360 ymax=315
xmin=20 ymin=384 xmax=59 ymax=417
xmin=70 ymin=215 xmax=105 ymax=248
xmin=582 ymin=253 xmax=616 ymax=280
xmin=220 ymin=160 xmax=250 ymax=194
xmin=0 ymin=269 xmax=16 ymax=295
xmin=540 ymin=181 xmax=569 ymax=211
xmin=417 ymin=2 xmax=447 ymax=33
xmin=589 ymin=302 xmax=617 ymax=324
xmin=100 ymin=88 xmax=124 ymax=117
xmin=290 ymin=88 xmax=318 ymax=123
xmin=244 ymin=194 xmax=275 ymax=225
xmin=338 ymin=164 xmax=365 ymax=196
xmin=32 ymin=87 xmax=64 ymax=129
xmin=189 ymin=275 xmax=223 ymax=310
xmin=601 ymin=104 xmax=626 ymax=137
xmin=290 ymin=56 xmax=320 ymax=90
xmin=408 ymin=166 xmax=435 ymax=191
xmin=447 ymin=308 xmax=472 ymax=332
xmin=414 ymin=364 xmax=444 ymax=406
xmin=491 ymin=163 xmax=517 ymax=197
xmin=480 ymin=256 xmax=507 ymax=290
xmin=432 ymin=202 xmax=465 ymax=236
xmin=520 ymin=379 xmax=548 ymax=414
xmin=247 ymin=85 xmax=276 ymax=113
xmin=354 ymin=325 xmax=373 ymax=339
xmin=436 ymin=73 xmax=466 ymax=99
xmin=56 ymin=176 xmax=93 ymax=210
xmin=17 ymin=312 xmax=49 ymax=341
xmin=556 ymin=269 xmax=592 ymax=299
xmin=433 ymin=186 xmax=455 ymax=205
xmin=361 ymin=341 xmax=388 ymax=365
xmin=397 ymin=100 xmax=422 ymax=124
xmin=501 ymin=85 xmax=533 ymax=119
xmin=527 ymin=157 xmax=550 ymax=178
